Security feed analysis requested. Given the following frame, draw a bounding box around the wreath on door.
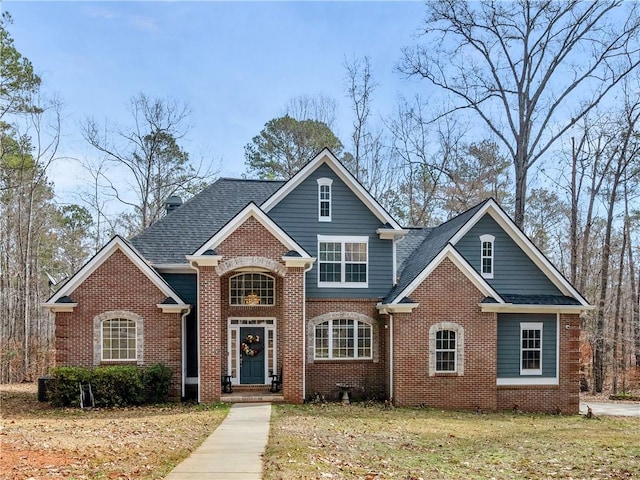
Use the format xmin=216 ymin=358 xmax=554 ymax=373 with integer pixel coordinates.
xmin=241 ymin=334 xmax=261 ymax=356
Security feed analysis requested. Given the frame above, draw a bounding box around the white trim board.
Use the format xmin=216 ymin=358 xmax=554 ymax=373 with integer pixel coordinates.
xmin=43 ymin=235 xmax=187 ymax=308
xmin=192 ymin=202 xmax=312 ymax=260
xmin=389 ymin=244 xmax=504 ymax=306
xmin=449 ymin=199 xmax=589 ymax=306
xmin=261 ymin=148 xmax=403 ymax=230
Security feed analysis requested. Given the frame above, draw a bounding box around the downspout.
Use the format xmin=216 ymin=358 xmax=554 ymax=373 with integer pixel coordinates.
xmin=189 ymin=260 xmax=201 ymax=403
xmin=389 ymin=313 xmax=394 ymax=403
xmin=180 ymin=307 xmax=192 ymax=399
xmin=302 ymin=262 xmax=313 ymax=403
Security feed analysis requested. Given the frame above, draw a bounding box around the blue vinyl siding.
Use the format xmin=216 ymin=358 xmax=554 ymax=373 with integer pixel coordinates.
xmin=162 ymin=273 xmax=198 ymax=378
xmin=456 ymin=214 xmax=562 ymax=296
xmin=268 ymin=163 xmax=393 ymax=298
xmin=497 ymin=313 xmax=557 ymax=378
xmin=161 ymin=273 xmax=197 ymax=304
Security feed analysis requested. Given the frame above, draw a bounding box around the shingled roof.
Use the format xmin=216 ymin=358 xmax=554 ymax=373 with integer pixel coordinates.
xmin=130 ymin=178 xmax=285 ymax=265
xmin=384 ymin=200 xmax=490 ymax=304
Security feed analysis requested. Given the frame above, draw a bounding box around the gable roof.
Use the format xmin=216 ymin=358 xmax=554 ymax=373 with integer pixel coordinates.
xmin=130 ymin=178 xmax=284 ymax=265
xmin=448 ymin=199 xmax=590 ymax=306
xmin=384 ymin=198 xmax=590 ymax=308
xmin=384 ymin=201 xmax=491 ymax=304
xmin=260 ymin=148 xmax=403 ymax=230
xmin=192 ymin=202 xmax=311 ymax=259
xmin=43 ymin=235 xmax=187 ymax=308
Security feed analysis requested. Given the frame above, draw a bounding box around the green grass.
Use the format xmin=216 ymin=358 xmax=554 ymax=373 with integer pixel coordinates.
xmin=265 ymin=403 xmax=640 ymax=479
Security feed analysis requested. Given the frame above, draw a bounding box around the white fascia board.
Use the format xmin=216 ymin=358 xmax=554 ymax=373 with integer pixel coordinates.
xmin=449 ymin=200 xmax=590 ymax=307
xmin=186 ymin=255 xmax=223 ymax=267
xmin=377 ymin=228 xmax=409 ymax=240
xmin=282 ymin=256 xmax=316 ymax=268
xmin=261 ymin=148 xmax=403 ymax=230
xmin=157 ymin=303 xmax=191 ymax=314
xmin=41 ymin=302 xmax=78 ymax=312
xmin=377 ymin=302 xmax=420 ymax=314
xmin=481 ymin=303 xmax=593 ymax=314
xmin=192 ymin=203 xmax=311 ymax=259
xmin=391 ymin=244 xmax=504 ymax=305
xmin=46 ymin=236 xmax=186 ymax=307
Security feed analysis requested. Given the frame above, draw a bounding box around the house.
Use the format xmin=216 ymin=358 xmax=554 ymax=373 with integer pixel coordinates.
xmin=43 ymin=148 xmax=591 ymax=413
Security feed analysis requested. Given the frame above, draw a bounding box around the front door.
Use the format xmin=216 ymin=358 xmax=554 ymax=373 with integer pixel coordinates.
xmin=239 ymin=327 xmax=265 ymax=384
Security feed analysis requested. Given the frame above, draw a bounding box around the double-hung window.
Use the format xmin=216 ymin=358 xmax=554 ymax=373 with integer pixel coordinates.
xmin=479 ymin=234 xmax=495 ymax=279
xmin=314 ymin=318 xmax=372 ymax=359
xmin=435 ymin=330 xmax=457 ymax=372
xmin=318 ymin=235 xmax=368 ymax=287
xmin=317 ymin=178 xmax=332 ymax=222
xmin=521 ymin=322 xmax=542 ymax=375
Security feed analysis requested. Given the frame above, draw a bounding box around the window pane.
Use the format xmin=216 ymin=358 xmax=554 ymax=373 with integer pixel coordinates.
xmin=315 ymin=323 xmax=329 ymax=358
xmin=332 ymin=319 xmax=354 ymax=358
xmin=345 ymin=243 xmax=367 ymax=262
xmin=435 ymin=329 xmax=456 ymax=372
xmin=230 ymin=273 xmax=274 ymax=305
xmin=345 ymin=263 xmax=366 ymax=283
xmin=357 ymin=323 xmax=372 ymax=358
xmin=320 ymin=262 xmax=341 ymax=282
xmin=102 ymin=318 xmax=136 ymax=361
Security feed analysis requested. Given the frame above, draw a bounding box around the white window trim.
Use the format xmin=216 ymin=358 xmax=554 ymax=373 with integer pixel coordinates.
xmin=228 ymin=272 xmax=276 ymax=307
xmin=317 ymin=177 xmax=333 ymax=222
xmin=228 ymin=318 xmax=276 ymax=386
xmin=520 ymin=322 xmax=543 ymax=375
xmin=93 ymin=311 xmax=144 ymax=365
xmin=317 ymin=235 xmax=368 ymax=288
xmin=480 ymin=234 xmax=495 ymax=279
xmin=429 ymin=322 xmax=464 ymax=376
xmin=312 ymin=318 xmax=373 ymax=361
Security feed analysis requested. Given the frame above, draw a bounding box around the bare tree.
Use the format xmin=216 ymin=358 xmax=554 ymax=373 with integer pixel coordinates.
xmin=284 ymin=94 xmax=337 ymax=130
xmin=388 ymin=96 xmax=462 ymax=226
xmin=400 ymin=0 xmax=640 ymax=227
xmin=343 ymin=55 xmax=400 ymax=215
xmin=83 ymin=93 xmax=213 ymax=235
xmin=592 ymin=96 xmax=640 ymax=393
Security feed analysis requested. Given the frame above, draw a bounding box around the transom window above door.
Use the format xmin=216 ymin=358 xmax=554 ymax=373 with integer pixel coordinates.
xmin=230 ymin=273 xmax=275 ymax=305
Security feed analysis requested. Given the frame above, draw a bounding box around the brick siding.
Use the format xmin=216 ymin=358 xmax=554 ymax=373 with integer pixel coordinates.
xmin=54 ymin=249 xmax=183 ymax=400
xmin=391 ymin=257 xmax=498 ymax=410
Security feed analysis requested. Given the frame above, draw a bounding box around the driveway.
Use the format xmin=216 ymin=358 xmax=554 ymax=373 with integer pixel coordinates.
xmin=580 ymin=401 xmax=640 ymax=417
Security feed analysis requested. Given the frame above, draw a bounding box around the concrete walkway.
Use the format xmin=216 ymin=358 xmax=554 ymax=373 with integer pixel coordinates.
xmin=580 ymin=401 xmax=640 ymax=417
xmin=164 ymin=403 xmax=271 ymax=480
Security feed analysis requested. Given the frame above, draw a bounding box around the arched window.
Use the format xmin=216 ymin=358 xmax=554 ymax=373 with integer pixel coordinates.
xmin=317 ymin=177 xmax=333 ymax=222
xmin=314 ymin=318 xmax=372 ymax=360
xmin=230 ymin=272 xmax=275 ymax=305
xmin=102 ymin=318 xmax=137 ymax=361
xmin=429 ymin=322 xmax=464 ymax=376
xmin=480 ymin=234 xmax=495 ymax=279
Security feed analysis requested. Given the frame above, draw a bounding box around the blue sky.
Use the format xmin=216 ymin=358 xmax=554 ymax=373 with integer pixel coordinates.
xmin=5 ymin=1 xmax=427 ymax=201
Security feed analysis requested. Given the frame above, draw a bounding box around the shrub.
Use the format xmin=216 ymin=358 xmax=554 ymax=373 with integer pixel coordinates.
xmin=92 ymin=365 xmax=144 ymax=407
xmin=142 ymin=363 xmax=173 ymax=403
xmin=49 ymin=364 xmax=173 ymax=407
xmin=48 ymin=366 xmax=92 ymax=407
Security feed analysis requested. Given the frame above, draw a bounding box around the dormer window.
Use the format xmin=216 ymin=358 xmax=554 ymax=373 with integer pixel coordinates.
xmin=317 ymin=178 xmax=332 ymax=222
xmin=480 ymin=234 xmax=495 ymax=279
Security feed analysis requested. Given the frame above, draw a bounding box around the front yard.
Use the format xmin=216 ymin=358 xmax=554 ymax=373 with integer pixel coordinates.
xmin=1 ymin=384 xmax=639 ymax=480
xmin=265 ymin=403 xmax=640 ymax=480
xmin=0 ymin=384 xmax=228 ymax=479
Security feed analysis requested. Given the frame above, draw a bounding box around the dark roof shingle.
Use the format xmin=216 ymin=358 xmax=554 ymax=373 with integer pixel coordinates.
xmin=130 ymin=178 xmax=285 ymax=264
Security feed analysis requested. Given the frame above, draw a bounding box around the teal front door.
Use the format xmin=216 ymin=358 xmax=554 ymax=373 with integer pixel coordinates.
xmin=239 ymin=327 xmax=265 ymax=384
